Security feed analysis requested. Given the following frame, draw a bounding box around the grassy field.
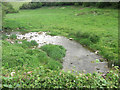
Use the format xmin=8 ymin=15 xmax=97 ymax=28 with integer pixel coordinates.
xmin=4 ymin=6 xmax=118 ymax=65
xmin=2 ymin=5 xmax=120 ymax=88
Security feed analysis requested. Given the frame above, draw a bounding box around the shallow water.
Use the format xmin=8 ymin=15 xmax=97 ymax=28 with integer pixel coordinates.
xmin=14 ymin=32 xmax=109 ymax=73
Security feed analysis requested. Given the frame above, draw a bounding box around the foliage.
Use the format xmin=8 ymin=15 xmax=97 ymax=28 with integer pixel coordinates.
xmin=4 ymin=6 xmax=118 ymax=66
xmin=19 ymin=2 xmax=119 ymax=9
xmin=2 ymin=34 xmax=8 ymax=40
xmin=3 ymin=19 xmax=29 ymax=31
xmin=75 ymin=31 xmax=100 ymax=45
xmin=41 ymin=44 xmax=66 ymax=63
xmin=2 ymin=65 xmax=120 ymax=88
xmin=2 ymin=40 xmax=64 ymax=70
xmin=10 ymin=34 xmax=17 ymax=39
xmin=2 ymin=2 xmax=19 ymax=14
xmin=20 ymin=2 xmax=43 ymax=9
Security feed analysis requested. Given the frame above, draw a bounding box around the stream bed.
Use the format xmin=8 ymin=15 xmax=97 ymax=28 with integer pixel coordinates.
xmin=8 ymin=32 xmax=109 ymax=74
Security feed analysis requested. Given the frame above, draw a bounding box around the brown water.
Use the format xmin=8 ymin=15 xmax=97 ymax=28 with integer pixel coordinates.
xmin=9 ymin=32 xmax=109 ymax=73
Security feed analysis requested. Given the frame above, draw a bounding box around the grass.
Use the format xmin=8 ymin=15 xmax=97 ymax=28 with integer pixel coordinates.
xmin=4 ymin=6 xmax=118 ymax=65
xmin=2 ymin=5 xmax=120 ymax=88
xmin=41 ymin=44 xmax=66 ymax=63
xmin=2 ymin=39 xmax=66 ymax=70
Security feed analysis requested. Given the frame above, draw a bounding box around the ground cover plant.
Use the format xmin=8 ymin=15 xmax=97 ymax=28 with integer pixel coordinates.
xmin=1 ymin=36 xmax=120 ymax=88
xmin=3 ymin=6 xmax=118 ymax=66
xmin=2 ymin=2 xmax=119 ymax=89
xmin=2 ymin=36 xmax=65 ymax=70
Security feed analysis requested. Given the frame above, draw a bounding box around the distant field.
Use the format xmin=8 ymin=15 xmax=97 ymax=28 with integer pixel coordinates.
xmin=4 ymin=6 xmax=118 ymax=65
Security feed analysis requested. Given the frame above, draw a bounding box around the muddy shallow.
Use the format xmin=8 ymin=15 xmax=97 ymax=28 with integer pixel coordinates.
xmin=9 ymin=32 xmax=109 ymax=73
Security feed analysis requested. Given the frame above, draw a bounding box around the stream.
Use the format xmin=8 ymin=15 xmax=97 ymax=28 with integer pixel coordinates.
xmin=7 ymin=32 xmax=109 ymax=74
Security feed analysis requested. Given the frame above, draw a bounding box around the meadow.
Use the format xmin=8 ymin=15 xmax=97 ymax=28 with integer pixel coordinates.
xmin=3 ymin=6 xmax=118 ymax=65
xmin=2 ymin=4 xmax=119 ymax=88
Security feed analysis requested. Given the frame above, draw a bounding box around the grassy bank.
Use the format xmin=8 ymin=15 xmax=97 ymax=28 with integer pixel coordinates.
xmin=2 ymin=35 xmax=66 ymax=70
xmin=3 ymin=6 xmax=118 ymax=65
xmin=2 ymin=35 xmax=119 ymax=88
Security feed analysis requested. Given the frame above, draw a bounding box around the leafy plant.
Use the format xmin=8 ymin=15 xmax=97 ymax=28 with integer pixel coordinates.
xmin=10 ymin=34 xmax=17 ymax=39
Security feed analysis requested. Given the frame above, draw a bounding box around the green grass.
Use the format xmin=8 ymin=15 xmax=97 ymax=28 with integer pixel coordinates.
xmin=41 ymin=44 xmax=66 ymax=63
xmin=2 ymin=39 xmax=65 ymax=70
xmin=10 ymin=34 xmax=17 ymax=39
xmin=4 ymin=6 xmax=118 ymax=65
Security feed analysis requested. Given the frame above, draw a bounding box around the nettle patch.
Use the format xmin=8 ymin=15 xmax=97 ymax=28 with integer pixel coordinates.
xmin=2 ymin=66 xmax=120 ymax=88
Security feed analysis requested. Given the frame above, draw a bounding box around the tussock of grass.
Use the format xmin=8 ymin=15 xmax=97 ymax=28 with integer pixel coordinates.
xmin=41 ymin=44 xmax=66 ymax=63
xmin=10 ymin=34 xmax=17 ymax=39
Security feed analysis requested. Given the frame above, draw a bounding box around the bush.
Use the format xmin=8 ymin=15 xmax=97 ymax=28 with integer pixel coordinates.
xmin=96 ymin=2 xmax=111 ymax=8
xmin=2 ymin=2 xmax=19 ymax=14
xmin=20 ymin=2 xmax=43 ymax=9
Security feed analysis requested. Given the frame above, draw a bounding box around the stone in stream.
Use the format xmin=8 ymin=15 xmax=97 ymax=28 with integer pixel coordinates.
xmin=23 ymin=37 xmax=26 ymax=40
xmin=30 ymin=36 xmax=33 ymax=39
xmin=38 ymin=32 xmax=42 ymax=34
xmin=44 ymin=41 xmax=46 ymax=43
xmin=69 ymin=38 xmax=73 ymax=40
xmin=96 ymin=68 xmax=100 ymax=70
xmin=35 ymin=35 xmax=38 ymax=37
xmin=95 ymin=50 xmax=99 ymax=54
xmin=10 ymin=41 xmax=14 ymax=44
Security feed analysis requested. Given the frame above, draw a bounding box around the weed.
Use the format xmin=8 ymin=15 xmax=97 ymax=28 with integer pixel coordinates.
xmin=10 ymin=34 xmax=17 ymax=39
xmin=2 ymin=34 xmax=8 ymax=40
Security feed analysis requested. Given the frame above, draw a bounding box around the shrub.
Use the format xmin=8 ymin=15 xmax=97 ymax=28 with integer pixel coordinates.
xmin=2 ymin=2 xmax=19 ymax=14
xmin=20 ymin=2 xmax=43 ymax=9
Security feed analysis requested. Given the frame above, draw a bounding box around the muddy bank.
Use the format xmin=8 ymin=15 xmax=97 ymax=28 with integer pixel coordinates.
xmin=7 ymin=32 xmax=109 ymax=73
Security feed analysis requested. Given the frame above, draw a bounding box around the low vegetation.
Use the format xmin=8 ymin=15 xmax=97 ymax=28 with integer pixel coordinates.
xmin=1 ymin=2 xmax=119 ymax=88
xmin=2 ymin=34 xmax=65 ymax=70
xmin=3 ymin=6 xmax=118 ymax=66
xmin=41 ymin=44 xmax=66 ymax=63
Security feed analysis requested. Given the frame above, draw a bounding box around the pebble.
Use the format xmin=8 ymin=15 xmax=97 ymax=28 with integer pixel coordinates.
xmin=69 ymin=38 xmax=73 ymax=40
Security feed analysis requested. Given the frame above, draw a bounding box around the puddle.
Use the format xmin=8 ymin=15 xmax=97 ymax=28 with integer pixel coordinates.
xmin=8 ymin=32 xmax=109 ymax=73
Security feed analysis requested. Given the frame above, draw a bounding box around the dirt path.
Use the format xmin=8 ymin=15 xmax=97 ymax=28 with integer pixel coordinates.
xmin=15 ymin=32 xmax=109 ymax=73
